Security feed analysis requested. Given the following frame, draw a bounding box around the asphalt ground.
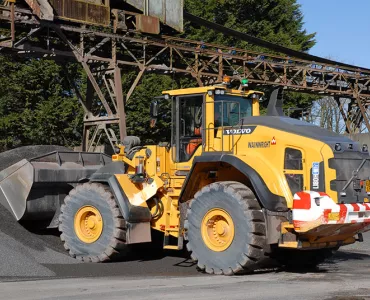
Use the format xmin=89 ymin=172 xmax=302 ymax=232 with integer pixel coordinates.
xmin=0 ymin=200 xmax=369 ymax=300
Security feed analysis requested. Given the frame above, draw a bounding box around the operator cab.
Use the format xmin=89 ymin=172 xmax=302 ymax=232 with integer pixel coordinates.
xmin=151 ymin=78 xmax=263 ymax=163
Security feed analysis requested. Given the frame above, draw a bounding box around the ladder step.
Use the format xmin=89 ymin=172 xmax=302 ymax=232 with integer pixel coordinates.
xmin=163 ymin=245 xmax=180 ymax=250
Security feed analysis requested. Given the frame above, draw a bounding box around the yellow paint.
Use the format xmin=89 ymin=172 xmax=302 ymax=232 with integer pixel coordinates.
xmin=321 ymin=144 xmax=337 ymax=202
xmin=366 ymin=180 xmax=370 ymax=193
xmin=328 ymin=212 xmax=340 ymax=221
xmin=281 ymin=222 xmax=294 ymax=234
xmin=110 ymin=84 xmax=359 ymax=252
xmin=115 ymin=174 xmax=163 ymax=207
xmin=74 ymin=206 xmax=103 ymax=243
xmin=278 ymin=241 xmax=299 ymax=248
xmin=163 ymin=85 xmax=264 ymax=97
xmin=201 ymin=208 xmax=235 ymax=252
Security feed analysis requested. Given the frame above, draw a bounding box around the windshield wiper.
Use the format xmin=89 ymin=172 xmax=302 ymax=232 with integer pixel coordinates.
xmin=341 ymin=158 xmax=368 ymax=192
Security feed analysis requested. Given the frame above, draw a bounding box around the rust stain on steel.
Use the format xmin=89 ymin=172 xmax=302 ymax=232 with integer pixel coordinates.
xmin=136 ymin=14 xmax=160 ymax=34
xmin=126 ymin=0 xmax=183 ymax=32
xmin=24 ymin=0 xmax=41 ymax=18
xmin=49 ymin=0 xmax=110 ymax=26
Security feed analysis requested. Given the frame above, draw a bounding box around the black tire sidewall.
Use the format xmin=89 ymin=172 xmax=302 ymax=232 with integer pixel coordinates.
xmin=187 ymin=187 xmax=252 ymax=270
xmin=61 ymin=186 xmax=115 ymax=256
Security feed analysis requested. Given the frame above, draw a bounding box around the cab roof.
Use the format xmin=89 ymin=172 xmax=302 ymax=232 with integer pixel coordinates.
xmin=163 ymin=85 xmax=264 ymax=97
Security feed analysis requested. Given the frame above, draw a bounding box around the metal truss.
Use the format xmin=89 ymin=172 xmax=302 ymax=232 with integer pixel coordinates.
xmin=1 ymin=4 xmax=370 ymax=151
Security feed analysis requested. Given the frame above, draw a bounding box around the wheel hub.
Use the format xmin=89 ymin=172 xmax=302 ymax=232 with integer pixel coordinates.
xmin=201 ymin=208 xmax=235 ymax=252
xmin=74 ymin=206 xmax=103 ymax=243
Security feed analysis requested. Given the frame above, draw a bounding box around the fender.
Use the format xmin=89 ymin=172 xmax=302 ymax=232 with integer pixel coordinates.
xmin=89 ymin=162 xmax=152 ymax=223
xmin=180 ymin=153 xmax=288 ymax=212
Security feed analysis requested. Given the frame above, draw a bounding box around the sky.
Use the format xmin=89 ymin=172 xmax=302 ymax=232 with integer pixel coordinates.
xmin=297 ymin=0 xmax=370 ymax=69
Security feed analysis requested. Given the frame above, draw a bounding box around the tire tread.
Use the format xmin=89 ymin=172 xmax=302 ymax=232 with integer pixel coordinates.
xmin=185 ymin=181 xmax=269 ymax=275
xmin=58 ymin=182 xmax=128 ymax=262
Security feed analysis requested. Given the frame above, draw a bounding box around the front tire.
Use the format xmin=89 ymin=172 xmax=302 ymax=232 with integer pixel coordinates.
xmin=59 ymin=182 xmax=128 ymax=262
xmin=185 ymin=181 xmax=269 ymax=275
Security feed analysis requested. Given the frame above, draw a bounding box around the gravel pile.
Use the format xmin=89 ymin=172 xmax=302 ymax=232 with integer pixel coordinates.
xmin=0 ymin=145 xmax=77 ymax=278
xmin=0 ymin=204 xmax=77 ymax=278
xmin=0 ymin=145 xmax=71 ymax=171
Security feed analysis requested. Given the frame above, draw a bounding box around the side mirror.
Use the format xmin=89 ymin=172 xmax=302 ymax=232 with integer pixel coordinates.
xmin=150 ymin=100 xmax=158 ymax=118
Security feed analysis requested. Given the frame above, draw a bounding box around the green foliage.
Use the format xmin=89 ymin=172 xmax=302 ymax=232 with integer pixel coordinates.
xmin=0 ymin=0 xmax=317 ymax=151
xmin=184 ymin=0 xmax=317 ymax=115
xmin=124 ymin=73 xmax=197 ymax=144
xmin=0 ymin=56 xmax=83 ymax=151
xmin=184 ymin=0 xmax=315 ymax=52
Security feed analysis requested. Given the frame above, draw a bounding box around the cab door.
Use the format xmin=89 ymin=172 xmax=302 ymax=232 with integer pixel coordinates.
xmin=171 ymin=94 xmax=204 ymax=166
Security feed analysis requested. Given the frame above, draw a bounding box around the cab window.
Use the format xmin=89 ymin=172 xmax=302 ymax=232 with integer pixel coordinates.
xmin=172 ymin=94 xmax=203 ymax=162
xmin=284 ymin=147 xmax=304 ymax=196
xmin=214 ymin=94 xmax=252 ymax=127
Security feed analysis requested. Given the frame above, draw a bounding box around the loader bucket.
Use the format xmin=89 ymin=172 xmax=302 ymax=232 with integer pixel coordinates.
xmin=0 ymin=151 xmax=111 ymax=225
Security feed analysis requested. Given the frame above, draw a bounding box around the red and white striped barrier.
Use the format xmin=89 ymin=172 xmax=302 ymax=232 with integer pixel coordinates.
xmin=292 ymin=191 xmax=370 ymax=232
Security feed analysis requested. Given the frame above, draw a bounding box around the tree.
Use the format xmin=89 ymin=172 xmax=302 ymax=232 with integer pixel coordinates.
xmin=310 ymin=97 xmax=347 ymax=133
xmin=124 ymin=73 xmax=197 ymax=144
xmin=184 ymin=0 xmax=317 ymax=115
xmin=184 ymin=0 xmax=315 ymax=51
xmin=0 ymin=55 xmax=83 ymax=151
xmin=0 ymin=0 xmax=317 ymax=151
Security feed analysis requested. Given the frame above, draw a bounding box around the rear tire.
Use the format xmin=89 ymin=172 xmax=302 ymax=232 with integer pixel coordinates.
xmin=59 ymin=182 xmax=128 ymax=262
xmin=185 ymin=181 xmax=269 ymax=275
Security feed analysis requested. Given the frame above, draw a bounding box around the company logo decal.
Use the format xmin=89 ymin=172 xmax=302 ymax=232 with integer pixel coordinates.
xmin=271 ymin=137 xmax=276 ymax=145
xmin=223 ymin=126 xmax=256 ymax=135
xmin=248 ymin=141 xmax=271 ymax=148
xmin=312 ymin=162 xmax=320 ymax=189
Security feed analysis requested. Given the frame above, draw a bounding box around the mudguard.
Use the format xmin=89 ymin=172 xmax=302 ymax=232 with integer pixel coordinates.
xmin=180 ymin=153 xmax=288 ymax=212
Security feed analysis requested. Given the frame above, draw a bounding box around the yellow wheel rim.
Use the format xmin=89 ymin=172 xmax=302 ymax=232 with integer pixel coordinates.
xmin=74 ymin=206 xmax=103 ymax=243
xmin=201 ymin=208 xmax=235 ymax=252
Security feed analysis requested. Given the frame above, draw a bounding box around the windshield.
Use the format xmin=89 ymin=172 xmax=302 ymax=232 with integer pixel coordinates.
xmin=214 ymin=94 xmax=252 ymax=127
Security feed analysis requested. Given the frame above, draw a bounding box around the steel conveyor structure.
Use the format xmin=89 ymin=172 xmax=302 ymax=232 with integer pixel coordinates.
xmin=0 ymin=0 xmax=369 ymax=149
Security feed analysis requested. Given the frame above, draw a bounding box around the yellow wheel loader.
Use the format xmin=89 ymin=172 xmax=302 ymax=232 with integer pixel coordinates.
xmin=1 ymin=78 xmax=370 ymax=274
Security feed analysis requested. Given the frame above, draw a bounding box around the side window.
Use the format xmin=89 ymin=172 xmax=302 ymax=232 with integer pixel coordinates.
xmin=284 ymin=148 xmax=303 ymax=170
xmin=173 ymin=95 xmax=203 ymax=162
xmin=284 ymin=148 xmax=304 ymax=196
